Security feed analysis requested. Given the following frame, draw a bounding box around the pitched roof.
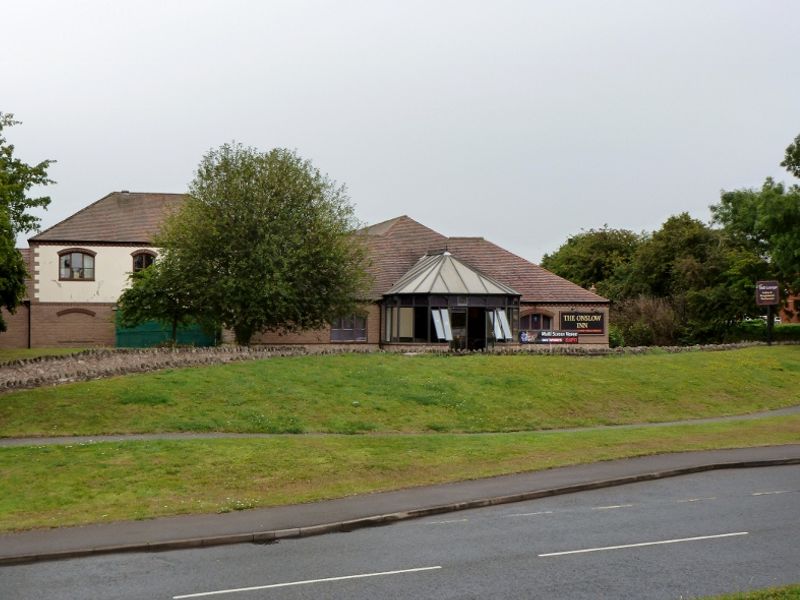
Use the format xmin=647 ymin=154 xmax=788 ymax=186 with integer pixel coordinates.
xmin=30 ymin=192 xmax=186 ymax=244
xmin=386 ymin=252 xmax=520 ymax=296
xmin=365 ymin=216 xmax=607 ymax=303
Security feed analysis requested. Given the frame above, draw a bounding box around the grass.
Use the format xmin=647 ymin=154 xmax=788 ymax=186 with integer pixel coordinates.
xmin=704 ymin=585 xmax=800 ymax=599
xmin=1 ymin=346 xmax=799 ymax=436
xmin=1 ymin=414 xmax=798 ymax=531
xmin=0 ymin=347 xmax=92 ymax=363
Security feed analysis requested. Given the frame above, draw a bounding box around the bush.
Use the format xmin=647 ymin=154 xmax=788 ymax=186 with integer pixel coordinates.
xmin=611 ymin=296 xmax=679 ymax=346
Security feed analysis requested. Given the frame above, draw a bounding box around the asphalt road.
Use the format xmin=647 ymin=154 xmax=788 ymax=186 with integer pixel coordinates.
xmin=3 ymin=466 xmax=799 ymax=599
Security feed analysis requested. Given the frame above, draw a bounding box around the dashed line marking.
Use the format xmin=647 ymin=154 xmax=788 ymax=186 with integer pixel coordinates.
xmin=502 ymin=510 xmax=554 ymax=518
xmin=677 ymin=497 xmax=716 ymax=503
xmin=592 ymin=504 xmax=634 ymax=511
xmin=173 ymin=566 xmax=443 ymax=598
xmin=429 ymin=518 xmax=468 ymax=525
xmin=752 ymin=490 xmax=789 ymax=496
xmin=538 ymin=532 xmax=748 ymax=558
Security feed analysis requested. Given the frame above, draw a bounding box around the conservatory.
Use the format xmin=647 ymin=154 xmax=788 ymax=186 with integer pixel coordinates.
xmin=382 ymin=251 xmax=521 ymax=350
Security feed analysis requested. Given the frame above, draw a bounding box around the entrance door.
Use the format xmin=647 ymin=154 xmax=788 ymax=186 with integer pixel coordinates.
xmin=467 ymin=307 xmax=486 ymax=350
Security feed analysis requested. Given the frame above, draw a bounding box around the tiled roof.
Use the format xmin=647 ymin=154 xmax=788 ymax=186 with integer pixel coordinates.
xmin=30 ymin=192 xmax=186 ymax=244
xmin=365 ymin=216 xmax=607 ymax=303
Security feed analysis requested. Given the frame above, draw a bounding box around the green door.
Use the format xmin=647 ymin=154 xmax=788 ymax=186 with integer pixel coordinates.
xmin=115 ymin=312 xmax=217 ymax=348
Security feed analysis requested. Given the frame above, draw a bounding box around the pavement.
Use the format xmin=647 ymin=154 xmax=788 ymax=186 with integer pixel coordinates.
xmin=2 ymin=444 xmax=799 ymax=566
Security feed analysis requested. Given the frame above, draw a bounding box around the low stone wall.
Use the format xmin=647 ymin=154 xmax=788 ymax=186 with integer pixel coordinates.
xmin=0 ymin=340 xmax=790 ymax=393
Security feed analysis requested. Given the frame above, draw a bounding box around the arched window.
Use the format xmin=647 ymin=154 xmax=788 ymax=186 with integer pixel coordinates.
xmin=58 ymin=249 xmax=96 ymax=281
xmin=131 ymin=250 xmax=157 ymax=272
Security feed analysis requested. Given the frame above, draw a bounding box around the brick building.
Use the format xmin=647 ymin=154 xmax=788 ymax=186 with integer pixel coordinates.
xmin=1 ymin=192 xmax=610 ymax=349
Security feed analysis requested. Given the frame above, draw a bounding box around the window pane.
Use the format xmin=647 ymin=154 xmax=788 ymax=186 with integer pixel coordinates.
xmin=543 ymin=315 xmax=552 ymax=329
xmin=431 ymin=309 xmax=445 ymax=339
xmin=439 ymin=309 xmax=453 ymax=341
xmin=532 ymin=314 xmax=541 ymax=330
xmin=60 ymin=255 xmax=70 ymax=279
xmin=497 ymin=309 xmax=512 ymax=340
xmin=72 ymin=253 xmax=83 ymax=269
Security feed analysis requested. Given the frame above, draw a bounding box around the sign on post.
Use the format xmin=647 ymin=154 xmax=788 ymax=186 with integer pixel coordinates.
xmin=755 ymin=281 xmax=780 ymax=306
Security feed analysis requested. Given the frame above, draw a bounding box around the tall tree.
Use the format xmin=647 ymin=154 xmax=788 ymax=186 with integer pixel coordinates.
xmin=781 ymin=133 xmax=800 ymax=179
xmin=540 ymin=226 xmax=641 ymax=300
xmin=0 ymin=113 xmax=55 ymax=236
xmin=0 ymin=208 xmax=27 ymax=332
xmin=159 ymin=143 xmax=369 ymax=345
xmin=712 ymin=179 xmax=800 ymax=293
xmin=0 ymin=113 xmax=54 ymax=332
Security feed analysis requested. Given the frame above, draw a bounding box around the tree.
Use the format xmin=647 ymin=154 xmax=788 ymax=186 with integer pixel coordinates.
xmin=540 ymin=226 xmax=641 ymax=300
xmin=0 ymin=208 xmax=27 ymax=332
xmin=0 ymin=113 xmax=55 ymax=236
xmin=781 ymin=133 xmax=800 ymax=179
xmin=116 ymin=256 xmax=197 ymax=343
xmin=0 ymin=112 xmax=54 ymax=332
xmin=159 ymin=143 xmax=369 ymax=345
xmin=712 ymin=178 xmax=800 ymax=293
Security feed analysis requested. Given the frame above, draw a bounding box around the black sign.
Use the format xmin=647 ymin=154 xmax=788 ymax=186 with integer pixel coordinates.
xmin=755 ymin=280 xmax=780 ymax=306
xmin=559 ymin=312 xmax=604 ymax=334
xmin=519 ymin=330 xmax=579 ymax=344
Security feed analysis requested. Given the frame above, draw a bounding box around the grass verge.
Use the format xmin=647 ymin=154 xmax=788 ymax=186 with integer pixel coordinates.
xmin=1 ymin=415 xmax=797 ymax=531
xmin=1 ymin=346 xmax=799 ymax=436
xmin=704 ymin=584 xmax=800 ymax=599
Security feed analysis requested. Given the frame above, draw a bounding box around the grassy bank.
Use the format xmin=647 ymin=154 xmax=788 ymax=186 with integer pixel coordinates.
xmin=706 ymin=585 xmax=800 ymax=599
xmin=1 ymin=415 xmax=798 ymax=531
xmin=1 ymin=346 xmax=799 ymax=436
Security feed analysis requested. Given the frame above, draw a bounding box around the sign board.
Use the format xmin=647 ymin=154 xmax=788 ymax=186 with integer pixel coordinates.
xmin=755 ymin=280 xmax=780 ymax=306
xmin=559 ymin=312 xmax=604 ymax=334
xmin=519 ymin=330 xmax=579 ymax=344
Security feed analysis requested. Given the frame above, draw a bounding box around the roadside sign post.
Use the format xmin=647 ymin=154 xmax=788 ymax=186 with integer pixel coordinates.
xmin=755 ymin=280 xmax=780 ymax=346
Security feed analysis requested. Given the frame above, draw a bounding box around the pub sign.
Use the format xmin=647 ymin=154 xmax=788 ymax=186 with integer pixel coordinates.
xmin=755 ymin=280 xmax=780 ymax=306
xmin=559 ymin=312 xmax=604 ymax=334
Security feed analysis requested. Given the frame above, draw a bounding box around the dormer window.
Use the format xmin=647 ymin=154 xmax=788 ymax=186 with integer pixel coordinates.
xmin=59 ymin=249 xmax=96 ymax=281
xmin=132 ymin=250 xmax=157 ymax=272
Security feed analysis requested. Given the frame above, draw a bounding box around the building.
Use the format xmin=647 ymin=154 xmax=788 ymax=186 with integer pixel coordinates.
xmin=1 ymin=192 xmax=610 ymax=349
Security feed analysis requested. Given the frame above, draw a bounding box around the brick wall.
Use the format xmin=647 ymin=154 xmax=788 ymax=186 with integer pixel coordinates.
xmin=29 ymin=303 xmax=116 ymax=347
xmin=251 ymin=303 xmax=382 ymax=345
xmin=0 ymin=305 xmax=30 ymax=349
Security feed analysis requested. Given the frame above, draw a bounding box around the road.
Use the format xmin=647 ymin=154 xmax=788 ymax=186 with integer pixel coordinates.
xmin=3 ymin=466 xmax=799 ymax=599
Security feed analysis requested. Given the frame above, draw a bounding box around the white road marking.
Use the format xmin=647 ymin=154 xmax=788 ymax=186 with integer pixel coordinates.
xmin=752 ymin=490 xmax=789 ymax=496
xmin=677 ymin=497 xmax=716 ymax=503
xmin=592 ymin=504 xmax=634 ymax=510
xmin=429 ymin=518 xmax=468 ymax=524
xmin=502 ymin=510 xmax=554 ymax=518
xmin=173 ymin=566 xmax=442 ymax=599
xmin=538 ymin=531 xmax=748 ymax=558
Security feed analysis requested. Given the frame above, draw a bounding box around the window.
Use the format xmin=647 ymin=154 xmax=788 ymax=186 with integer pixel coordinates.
xmin=132 ymin=251 xmax=156 ymax=272
xmin=59 ymin=249 xmax=95 ymax=280
xmin=520 ymin=313 xmax=552 ymax=330
xmin=331 ymin=314 xmax=367 ymax=342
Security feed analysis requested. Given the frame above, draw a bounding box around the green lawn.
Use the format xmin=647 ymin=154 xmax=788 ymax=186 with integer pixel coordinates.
xmin=0 ymin=347 xmax=92 ymax=363
xmin=1 ymin=346 xmax=799 ymax=436
xmin=1 ymin=415 xmax=798 ymax=531
xmin=704 ymin=585 xmax=800 ymax=599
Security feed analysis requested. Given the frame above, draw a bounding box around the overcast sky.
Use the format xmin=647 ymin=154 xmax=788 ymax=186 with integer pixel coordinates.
xmin=4 ymin=0 xmax=799 ymax=262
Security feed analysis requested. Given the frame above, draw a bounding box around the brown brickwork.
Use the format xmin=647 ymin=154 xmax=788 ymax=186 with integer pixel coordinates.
xmin=251 ymin=304 xmax=382 ymax=345
xmin=0 ymin=305 xmax=31 ymax=349
xmin=29 ymin=303 xmax=116 ymax=348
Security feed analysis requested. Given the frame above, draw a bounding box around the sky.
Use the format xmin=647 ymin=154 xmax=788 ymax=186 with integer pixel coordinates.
xmin=4 ymin=0 xmax=799 ymax=263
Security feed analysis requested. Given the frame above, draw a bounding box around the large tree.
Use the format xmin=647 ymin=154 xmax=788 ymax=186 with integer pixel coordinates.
xmin=0 ymin=113 xmax=55 ymax=236
xmin=540 ymin=226 xmax=641 ymax=300
xmin=0 ymin=208 xmax=27 ymax=332
xmin=0 ymin=113 xmax=55 ymax=332
xmin=159 ymin=143 xmax=369 ymax=345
